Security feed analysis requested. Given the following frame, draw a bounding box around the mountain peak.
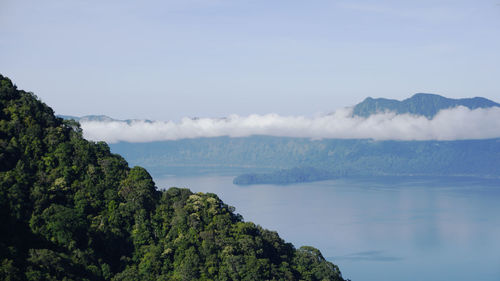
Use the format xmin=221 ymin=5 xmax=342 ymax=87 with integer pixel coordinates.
xmin=353 ymin=93 xmax=500 ymax=119
xmin=409 ymin=93 xmax=445 ymax=100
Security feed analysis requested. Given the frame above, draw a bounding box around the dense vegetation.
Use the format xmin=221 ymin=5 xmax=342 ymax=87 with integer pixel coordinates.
xmin=0 ymin=74 xmax=346 ymax=280
xmin=233 ymin=167 xmax=332 ymax=185
xmin=232 ymin=138 xmax=500 ymax=184
xmin=110 ymin=136 xmax=500 ymax=184
xmin=352 ymin=93 xmax=500 ymax=118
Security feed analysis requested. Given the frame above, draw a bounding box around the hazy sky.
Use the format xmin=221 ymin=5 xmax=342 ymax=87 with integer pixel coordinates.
xmin=1 ymin=0 xmax=499 ymax=120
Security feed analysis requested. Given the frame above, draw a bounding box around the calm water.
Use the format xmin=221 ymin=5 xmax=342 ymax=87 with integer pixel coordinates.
xmin=155 ymin=175 xmax=500 ymax=281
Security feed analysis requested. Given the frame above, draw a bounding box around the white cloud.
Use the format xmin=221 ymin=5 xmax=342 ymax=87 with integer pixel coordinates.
xmin=79 ymin=106 xmax=500 ymax=143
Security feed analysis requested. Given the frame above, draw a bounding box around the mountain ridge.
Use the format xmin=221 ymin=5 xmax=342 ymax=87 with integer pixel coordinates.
xmin=108 ymin=137 xmax=500 ymax=184
xmin=352 ymin=93 xmax=500 ymax=119
xmin=61 ymin=93 xmax=500 ymax=124
xmin=57 ymin=115 xmax=154 ymax=124
xmin=56 ymin=93 xmax=500 ymax=185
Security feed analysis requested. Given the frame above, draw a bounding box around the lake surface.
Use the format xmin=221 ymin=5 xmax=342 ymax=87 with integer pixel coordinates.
xmin=155 ymin=175 xmax=500 ymax=281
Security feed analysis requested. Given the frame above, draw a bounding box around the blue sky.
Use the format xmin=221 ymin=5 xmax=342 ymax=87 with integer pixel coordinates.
xmin=1 ymin=0 xmax=499 ymax=120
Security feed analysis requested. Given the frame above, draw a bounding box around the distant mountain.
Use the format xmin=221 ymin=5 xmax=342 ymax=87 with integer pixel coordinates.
xmin=60 ymin=94 xmax=500 ymax=185
xmin=352 ymin=93 xmax=500 ymax=119
xmin=58 ymin=114 xmax=153 ymax=124
xmin=63 ymin=94 xmax=500 ymax=124
xmin=109 ymin=137 xmax=500 ymax=184
xmin=58 ymin=114 xmax=116 ymax=122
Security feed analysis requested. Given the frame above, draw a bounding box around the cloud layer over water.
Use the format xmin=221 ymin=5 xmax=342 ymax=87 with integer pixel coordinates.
xmin=79 ymin=106 xmax=500 ymax=143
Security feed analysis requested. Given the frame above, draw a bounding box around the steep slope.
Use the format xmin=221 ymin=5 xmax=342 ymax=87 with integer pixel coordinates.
xmin=352 ymin=93 xmax=500 ymax=118
xmin=0 ymin=74 xmax=345 ymax=281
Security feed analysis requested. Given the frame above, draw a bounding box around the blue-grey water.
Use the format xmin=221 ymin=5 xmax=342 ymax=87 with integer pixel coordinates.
xmin=155 ymin=175 xmax=500 ymax=281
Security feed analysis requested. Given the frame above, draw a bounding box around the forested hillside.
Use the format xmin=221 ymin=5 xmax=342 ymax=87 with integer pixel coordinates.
xmin=110 ymin=137 xmax=500 ymax=182
xmin=0 ymin=74 xmax=345 ymax=280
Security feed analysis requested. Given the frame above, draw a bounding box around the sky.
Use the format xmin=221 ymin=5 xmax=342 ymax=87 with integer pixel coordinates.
xmin=1 ymin=0 xmax=500 ymax=121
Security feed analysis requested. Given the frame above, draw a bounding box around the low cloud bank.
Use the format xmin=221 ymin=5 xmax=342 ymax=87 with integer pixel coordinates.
xmin=80 ymin=106 xmax=500 ymax=143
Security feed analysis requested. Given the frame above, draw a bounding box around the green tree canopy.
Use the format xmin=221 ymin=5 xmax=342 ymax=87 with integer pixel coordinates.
xmin=0 ymin=74 xmax=346 ymax=281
